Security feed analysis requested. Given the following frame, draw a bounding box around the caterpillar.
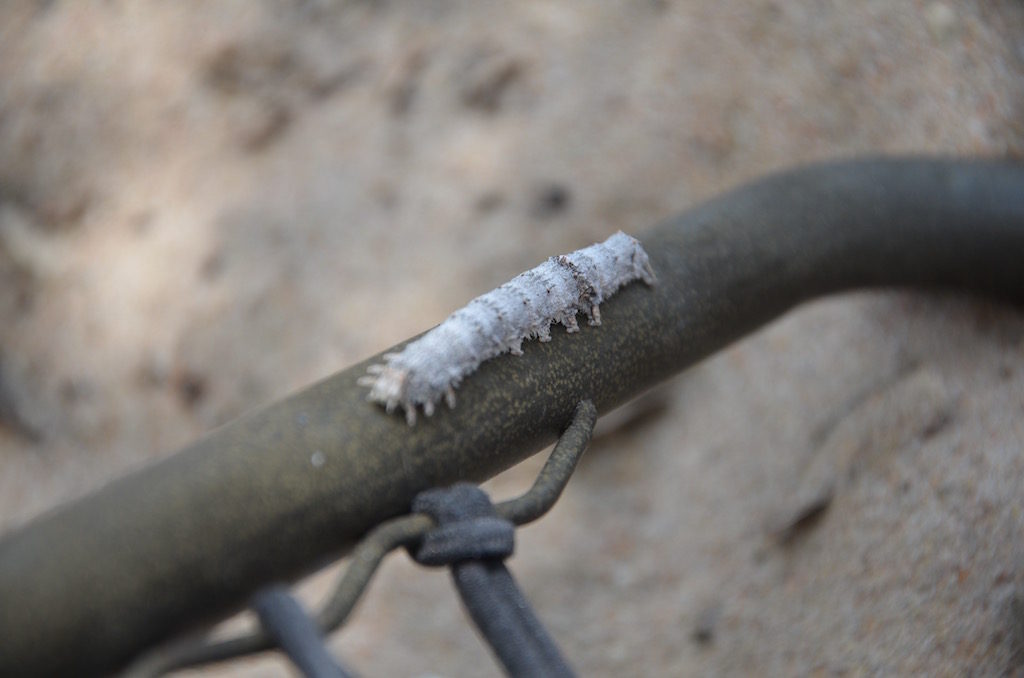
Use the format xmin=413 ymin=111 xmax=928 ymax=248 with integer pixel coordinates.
xmin=359 ymin=231 xmax=656 ymax=424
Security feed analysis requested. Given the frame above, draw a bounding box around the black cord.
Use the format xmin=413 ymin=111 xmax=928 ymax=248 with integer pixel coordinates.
xmin=411 ymin=483 xmax=575 ymax=678
xmin=251 ymin=587 xmax=356 ymax=678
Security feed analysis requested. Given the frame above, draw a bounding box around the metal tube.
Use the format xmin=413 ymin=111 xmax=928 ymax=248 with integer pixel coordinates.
xmin=1 ymin=158 xmax=1022 ymax=676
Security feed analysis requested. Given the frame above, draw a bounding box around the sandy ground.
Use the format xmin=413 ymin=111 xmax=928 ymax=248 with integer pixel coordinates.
xmin=1 ymin=1 xmax=1024 ymax=675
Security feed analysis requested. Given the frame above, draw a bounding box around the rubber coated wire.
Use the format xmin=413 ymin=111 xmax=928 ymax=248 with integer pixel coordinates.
xmin=411 ymin=484 xmax=575 ymax=677
xmin=250 ymin=587 xmax=355 ymax=678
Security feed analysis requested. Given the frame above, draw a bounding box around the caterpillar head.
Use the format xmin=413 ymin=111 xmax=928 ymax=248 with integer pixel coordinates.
xmin=359 ymin=361 xmax=455 ymax=425
xmin=358 ymin=363 xmax=409 ymax=414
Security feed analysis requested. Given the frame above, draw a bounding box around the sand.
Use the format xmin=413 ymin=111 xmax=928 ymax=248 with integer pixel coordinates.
xmin=1 ymin=2 xmax=1023 ymax=675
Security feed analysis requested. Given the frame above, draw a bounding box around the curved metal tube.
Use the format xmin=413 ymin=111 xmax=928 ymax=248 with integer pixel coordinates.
xmin=125 ymin=400 xmax=598 ymax=675
xmin=0 ymin=158 xmax=1022 ymax=676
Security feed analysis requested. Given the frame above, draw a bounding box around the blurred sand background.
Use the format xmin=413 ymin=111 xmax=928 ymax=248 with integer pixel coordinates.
xmin=1 ymin=1 xmax=1024 ymax=675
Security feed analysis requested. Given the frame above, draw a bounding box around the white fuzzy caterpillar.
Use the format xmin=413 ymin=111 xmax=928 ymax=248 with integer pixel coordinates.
xmin=358 ymin=231 xmax=656 ymax=424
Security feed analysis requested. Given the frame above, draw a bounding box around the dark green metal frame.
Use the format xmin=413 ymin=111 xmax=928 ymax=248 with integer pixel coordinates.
xmin=1 ymin=158 xmax=1022 ymax=676
xmin=126 ymin=400 xmax=598 ymax=675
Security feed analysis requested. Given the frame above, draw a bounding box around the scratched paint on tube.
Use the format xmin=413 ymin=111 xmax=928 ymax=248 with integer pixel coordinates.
xmin=358 ymin=231 xmax=656 ymax=424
